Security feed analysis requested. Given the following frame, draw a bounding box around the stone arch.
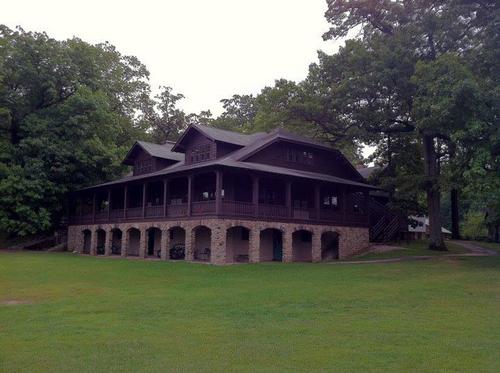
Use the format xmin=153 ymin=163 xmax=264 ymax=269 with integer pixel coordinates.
xmin=292 ymin=229 xmax=313 ymax=262
xmin=126 ymin=227 xmax=141 ymax=256
xmin=96 ymin=229 xmax=106 ymax=255
xmin=146 ymin=227 xmax=162 ymax=258
xmin=82 ymin=229 xmax=91 ymax=254
xmin=321 ymin=231 xmax=340 ymax=261
xmin=193 ymin=225 xmax=211 ymax=262
xmin=259 ymin=227 xmax=283 ymax=262
xmin=226 ymin=225 xmax=250 ymax=263
xmin=110 ymin=228 xmax=122 ymax=255
xmin=168 ymin=226 xmax=186 ymax=260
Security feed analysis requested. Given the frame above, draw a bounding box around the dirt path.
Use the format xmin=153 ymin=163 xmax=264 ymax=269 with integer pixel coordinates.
xmin=448 ymin=240 xmax=498 ymax=256
xmin=334 ymin=240 xmax=498 ymax=265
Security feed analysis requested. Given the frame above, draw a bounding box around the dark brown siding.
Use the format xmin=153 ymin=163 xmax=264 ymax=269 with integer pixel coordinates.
xmin=132 ymin=149 xmax=178 ymax=175
xmin=184 ymin=132 xmax=216 ymax=165
xmin=244 ymin=141 xmax=360 ymax=180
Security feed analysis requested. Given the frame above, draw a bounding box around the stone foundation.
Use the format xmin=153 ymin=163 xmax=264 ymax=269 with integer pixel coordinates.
xmin=67 ymin=219 xmax=369 ymax=265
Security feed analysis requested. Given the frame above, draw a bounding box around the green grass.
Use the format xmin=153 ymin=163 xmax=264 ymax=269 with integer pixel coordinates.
xmin=474 ymin=241 xmax=500 ymax=253
xmin=1 ymin=252 xmax=499 ymax=372
xmin=355 ymin=239 xmax=468 ymax=260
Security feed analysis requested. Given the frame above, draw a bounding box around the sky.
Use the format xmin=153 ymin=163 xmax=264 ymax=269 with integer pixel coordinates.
xmin=2 ymin=0 xmax=345 ymax=116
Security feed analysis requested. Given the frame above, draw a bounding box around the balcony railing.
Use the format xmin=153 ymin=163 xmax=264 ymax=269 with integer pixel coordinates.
xmin=191 ymin=201 xmax=216 ymax=216
xmin=221 ymin=200 xmax=255 ymax=217
xmin=145 ymin=205 xmax=164 ymax=218
xmin=258 ymin=203 xmax=289 ymax=219
xmin=167 ymin=203 xmax=188 ymax=218
xmin=70 ymin=201 xmax=369 ymax=226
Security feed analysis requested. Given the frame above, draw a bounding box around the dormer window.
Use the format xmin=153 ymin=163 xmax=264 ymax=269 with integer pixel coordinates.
xmin=286 ymin=148 xmax=314 ymax=165
xmin=190 ymin=143 xmax=212 ymax=164
xmin=135 ymin=158 xmax=153 ymax=175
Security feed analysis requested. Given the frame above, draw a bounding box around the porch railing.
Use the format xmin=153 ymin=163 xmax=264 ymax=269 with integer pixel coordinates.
xmin=221 ymin=200 xmax=255 ymax=217
xmin=191 ymin=201 xmax=216 ymax=216
xmin=126 ymin=207 xmax=143 ymax=219
xmin=71 ymin=202 xmax=369 ymax=226
xmin=167 ymin=203 xmax=188 ymax=217
xmin=258 ymin=204 xmax=289 ymax=219
xmin=145 ymin=205 xmax=164 ymax=218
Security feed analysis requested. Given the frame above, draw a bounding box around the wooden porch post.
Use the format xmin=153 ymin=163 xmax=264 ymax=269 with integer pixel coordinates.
xmin=315 ymin=184 xmax=321 ymax=220
xmin=215 ymin=170 xmax=223 ymax=215
xmin=92 ymin=192 xmax=96 ymax=224
xmin=286 ymin=180 xmax=292 ymax=218
xmin=163 ymin=179 xmax=168 ymax=217
xmin=364 ymin=190 xmax=370 ymax=225
xmin=342 ymin=187 xmax=347 ymax=221
xmin=142 ymin=183 xmax=147 ymax=218
xmin=107 ymin=189 xmax=111 ymax=222
xmin=252 ymin=175 xmax=259 ymax=217
xmin=187 ymin=175 xmax=192 ymax=217
xmin=123 ymin=185 xmax=128 ymax=219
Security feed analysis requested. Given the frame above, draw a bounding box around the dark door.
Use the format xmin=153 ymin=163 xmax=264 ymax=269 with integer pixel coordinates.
xmin=147 ymin=229 xmax=155 ymax=256
xmin=272 ymin=230 xmax=283 ymax=261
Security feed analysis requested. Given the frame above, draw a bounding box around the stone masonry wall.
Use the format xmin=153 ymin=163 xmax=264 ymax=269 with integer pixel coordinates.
xmin=67 ymin=219 xmax=369 ymax=264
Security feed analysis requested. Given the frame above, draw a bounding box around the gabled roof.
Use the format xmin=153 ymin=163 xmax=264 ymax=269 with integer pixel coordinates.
xmin=171 ymin=123 xmax=267 ymax=152
xmin=123 ymin=140 xmax=183 ymax=165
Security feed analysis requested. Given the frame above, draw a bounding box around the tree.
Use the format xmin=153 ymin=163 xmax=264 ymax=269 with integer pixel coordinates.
xmin=321 ymin=0 xmax=498 ymax=250
xmin=0 ymin=26 xmax=150 ymax=236
xmin=211 ymin=94 xmax=256 ymax=132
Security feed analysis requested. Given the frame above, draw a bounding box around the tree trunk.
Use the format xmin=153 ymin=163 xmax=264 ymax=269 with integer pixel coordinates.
xmin=450 ymin=188 xmax=460 ymax=239
xmin=422 ymin=134 xmax=446 ymax=250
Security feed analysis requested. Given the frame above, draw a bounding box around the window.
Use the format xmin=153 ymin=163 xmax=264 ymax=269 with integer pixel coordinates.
xmin=322 ymin=195 xmax=339 ymax=209
xmin=135 ymin=159 xmax=153 ymax=174
xmin=287 ymin=148 xmax=314 ymax=165
xmin=190 ymin=143 xmax=211 ymax=164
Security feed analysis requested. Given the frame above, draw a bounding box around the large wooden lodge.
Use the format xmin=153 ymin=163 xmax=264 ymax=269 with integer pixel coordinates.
xmin=68 ymin=124 xmax=381 ymax=264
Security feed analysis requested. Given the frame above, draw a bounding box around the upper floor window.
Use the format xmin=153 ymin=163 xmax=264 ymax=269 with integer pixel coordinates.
xmin=135 ymin=159 xmax=153 ymax=175
xmin=322 ymin=194 xmax=339 ymax=209
xmin=190 ymin=143 xmax=211 ymax=164
xmin=286 ymin=148 xmax=314 ymax=165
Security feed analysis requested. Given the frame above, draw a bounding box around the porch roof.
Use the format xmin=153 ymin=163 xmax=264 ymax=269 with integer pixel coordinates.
xmin=79 ymin=156 xmax=379 ymax=191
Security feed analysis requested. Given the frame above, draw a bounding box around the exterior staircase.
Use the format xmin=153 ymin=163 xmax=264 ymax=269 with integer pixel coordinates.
xmin=368 ymin=199 xmax=407 ymax=243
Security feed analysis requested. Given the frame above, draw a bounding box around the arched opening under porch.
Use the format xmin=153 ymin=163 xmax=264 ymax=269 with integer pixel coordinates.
xmin=292 ymin=230 xmax=313 ymax=262
xmin=168 ymin=226 xmax=186 ymax=260
xmin=193 ymin=226 xmax=211 ymax=262
xmin=96 ymin=229 xmax=106 ymax=255
xmin=226 ymin=226 xmax=250 ymax=263
xmin=260 ymin=228 xmax=283 ymax=262
xmin=111 ymin=228 xmax=122 ymax=255
xmin=82 ymin=229 xmax=91 ymax=254
xmin=147 ymin=227 xmax=162 ymax=258
xmin=127 ymin=228 xmax=141 ymax=256
xmin=321 ymin=231 xmax=339 ymax=261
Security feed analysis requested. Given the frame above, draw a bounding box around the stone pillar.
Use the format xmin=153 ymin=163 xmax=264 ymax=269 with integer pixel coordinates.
xmin=248 ymin=228 xmax=260 ymax=263
xmin=185 ymin=227 xmax=194 ymax=261
xmin=210 ymin=225 xmax=226 ymax=265
xmin=312 ymin=230 xmax=322 ymax=263
xmin=139 ymin=227 xmax=147 ymax=258
xmin=104 ymin=229 xmax=112 ymax=256
xmin=121 ymin=229 xmax=128 ymax=257
xmin=282 ymin=228 xmax=293 ymax=263
xmin=160 ymin=228 xmax=170 ymax=260
xmin=90 ymin=229 xmax=97 ymax=256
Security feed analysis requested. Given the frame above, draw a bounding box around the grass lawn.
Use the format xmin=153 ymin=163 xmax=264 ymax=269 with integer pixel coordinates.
xmin=355 ymin=239 xmax=468 ymax=261
xmin=1 ymin=252 xmax=499 ymax=372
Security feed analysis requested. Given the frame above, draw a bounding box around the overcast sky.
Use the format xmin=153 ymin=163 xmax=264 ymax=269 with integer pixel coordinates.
xmin=3 ymin=0 xmax=345 ymax=116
